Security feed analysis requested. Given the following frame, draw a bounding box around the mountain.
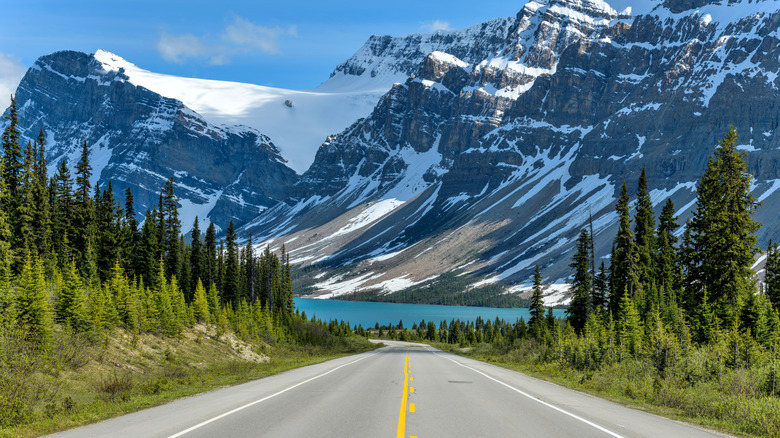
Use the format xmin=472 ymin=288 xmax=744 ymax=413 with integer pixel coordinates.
xmin=2 ymin=48 xmax=395 ymax=231
xmin=4 ymin=50 xmax=299 ymax=232
xmin=243 ymin=0 xmax=780 ymax=304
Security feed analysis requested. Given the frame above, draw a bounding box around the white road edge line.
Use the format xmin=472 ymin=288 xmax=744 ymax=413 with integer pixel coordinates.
xmin=168 ymin=350 xmax=381 ymax=438
xmin=429 ymin=349 xmax=625 ymax=438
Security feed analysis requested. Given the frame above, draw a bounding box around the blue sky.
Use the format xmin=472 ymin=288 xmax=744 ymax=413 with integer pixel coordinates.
xmin=0 ymin=0 xmax=522 ymax=98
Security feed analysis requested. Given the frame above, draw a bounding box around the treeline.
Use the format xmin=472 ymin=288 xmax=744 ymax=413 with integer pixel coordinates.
xmin=374 ymin=128 xmax=780 ymax=436
xmin=0 ymin=95 xmax=301 ymax=351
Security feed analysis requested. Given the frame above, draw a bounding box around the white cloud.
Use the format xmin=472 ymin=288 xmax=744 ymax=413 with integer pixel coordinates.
xmin=157 ymin=32 xmax=210 ymax=64
xmin=0 ymin=52 xmax=27 ymax=103
xmin=420 ymin=20 xmax=451 ymax=32
xmin=223 ymin=16 xmax=297 ymax=55
xmin=157 ymin=15 xmax=297 ymax=65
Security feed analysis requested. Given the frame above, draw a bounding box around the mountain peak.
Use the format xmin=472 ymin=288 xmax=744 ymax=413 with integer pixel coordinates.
xmin=94 ymin=49 xmax=139 ymax=74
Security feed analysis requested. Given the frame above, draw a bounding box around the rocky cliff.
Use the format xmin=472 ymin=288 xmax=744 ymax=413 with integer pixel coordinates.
xmin=5 ymin=50 xmax=299 ymax=231
xmin=245 ymin=0 xmax=780 ymax=302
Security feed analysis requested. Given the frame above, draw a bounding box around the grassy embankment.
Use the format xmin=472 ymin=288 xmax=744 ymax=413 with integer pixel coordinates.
xmin=1 ymin=324 xmax=375 ymax=438
xmin=428 ymin=340 xmax=780 ymax=438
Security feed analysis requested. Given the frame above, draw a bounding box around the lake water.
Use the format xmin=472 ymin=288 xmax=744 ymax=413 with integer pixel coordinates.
xmin=293 ymin=298 xmax=567 ymax=328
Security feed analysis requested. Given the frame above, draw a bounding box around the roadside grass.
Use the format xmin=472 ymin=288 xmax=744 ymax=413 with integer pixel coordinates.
xmin=0 ymin=325 xmax=376 ymax=438
xmin=428 ymin=341 xmax=778 ymax=438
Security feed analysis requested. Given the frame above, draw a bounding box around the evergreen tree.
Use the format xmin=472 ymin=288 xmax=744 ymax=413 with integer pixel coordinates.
xmin=634 ymin=168 xmax=656 ymax=293
xmin=56 ymin=259 xmax=89 ymax=333
xmin=190 ymin=217 xmax=202 ymax=296
xmin=15 ymin=140 xmax=36 ymax=266
xmin=192 ymin=279 xmax=210 ymax=323
xmin=161 ymin=177 xmax=181 ymax=279
xmin=204 ymin=222 xmax=217 ymax=290
xmin=682 ymin=127 xmax=760 ymax=327
xmin=223 ymin=221 xmax=240 ymax=304
xmin=766 ymin=240 xmax=780 ymax=309
xmin=655 ymin=199 xmax=682 ymax=301
xmin=592 ymin=261 xmax=608 ymax=314
xmin=2 ymin=96 xmax=24 ymax=251
xmin=123 ymin=187 xmax=139 ymax=274
xmin=52 ymin=159 xmax=74 ymax=268
xmin=529 ymin=265 xmax=545 ymax=337
xmin=610 ymin=182 xmax=639 ymax=314
xmin=73 ymin=140 xmax=95 ymax=269
xmin=31 ymin=129 xmax=52 ymax=261
xmin=15 ymin=256 xmax=52 ymax=351
xmin=568 ymin=228 xmax=592 ymax=333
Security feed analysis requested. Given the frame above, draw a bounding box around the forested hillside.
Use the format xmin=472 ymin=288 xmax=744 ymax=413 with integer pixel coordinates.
xmin=0 ymin=96 xmax=371 ymax=435
xmin=374 ymin=128 xmax=780 ymax=437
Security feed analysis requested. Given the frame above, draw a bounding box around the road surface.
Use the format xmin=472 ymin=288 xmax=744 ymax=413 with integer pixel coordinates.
xmin=50 ymin=341 xmax=730 ymax=437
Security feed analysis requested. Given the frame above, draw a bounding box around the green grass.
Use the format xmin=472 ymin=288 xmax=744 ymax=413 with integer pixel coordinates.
xmin=0 ymin=327 xmax=376 ymax=438
xmin=427 ymin=341 xmax=779 ymax=438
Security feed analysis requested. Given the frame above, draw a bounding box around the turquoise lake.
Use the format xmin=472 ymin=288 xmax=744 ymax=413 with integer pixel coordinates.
xmin=293 ymin=298 xmax=567 ymax=328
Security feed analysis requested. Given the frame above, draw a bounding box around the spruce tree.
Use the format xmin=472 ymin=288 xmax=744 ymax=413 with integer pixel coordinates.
xmin=610 ymin=182 xmax=639 ymax=314
xmin=2 ymin=96 xmax=24 ymax=245
xmin=162 ymin=177 xmax=181 ymax=279
xmin=73 ymin=140 xmax=95 ymax=268
xmin=568 ymin=228 xmax=592 ymax=333
xmin=56 ymin=260 xmax=89 ymax=333
xmin=592 ymin=261 xmax=608 ymax=314
xmin=655 ymin=199 xmax=682 ymax=301
xmin=766 ymin=241 xmax=780 ymax=309
xmin=190 ymin=217 xmax=202 ymax=296
xmin=223 ymin=221 xmax=240 ymax=304
xmin=204 ymin=222 xmax=217 ymax=289
xmin=634 ymin=168 xmax=656 ymax=293
xmin=31 ymin=129 xmax=52 ymax=261
xmin=682 ymin=127 xmax=760 ymax=327
xmin=192 ymin=279 xmax=210 ymax=324
xmin=52 ymin=159 xmax=74 ymax=268
xmin=123 ymin=187 xmax=139 ymax=274
xmin=529 ymin=265 xmax=545 ymax=337
xmin=15 ymin=256 xmax=52 ymax=351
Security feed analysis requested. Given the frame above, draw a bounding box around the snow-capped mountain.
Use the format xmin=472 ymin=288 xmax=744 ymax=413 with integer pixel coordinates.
xmin=243 ymin=0 xmax=780 ymax=302
xmin=7 ymin=50 xmax=299 ymax=232
xmin=5 ymin=0 xmax=780 ymax=305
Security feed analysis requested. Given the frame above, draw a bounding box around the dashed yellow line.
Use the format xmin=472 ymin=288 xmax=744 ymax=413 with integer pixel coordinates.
xmin=410 ymin=387 xmax=415 ymax=393
xmin=410 ymin=403 xmax=416 ymax=413
xmin=397 ymin=355 xmax=410 ymax=438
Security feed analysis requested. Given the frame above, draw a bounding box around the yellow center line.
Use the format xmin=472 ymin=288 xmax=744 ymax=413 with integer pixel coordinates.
xmin=410 ymin=403 xmax=415 ymax=413
xmin=397 ymin=355 xmax=410 ymax=438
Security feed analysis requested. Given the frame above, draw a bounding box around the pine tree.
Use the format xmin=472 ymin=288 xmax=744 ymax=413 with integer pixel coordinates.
xmin=610 ymin=182 xmax=640 ymax=314
xmin=15 ymin=256 xmax=52 ymax=351
xmin=617 ymin=292 xmax=642 ymax=358
xmin=568 ymin=228 xmax=592 ymax=333
xmin=529 ymin=265 xmax=545 ymax=337
xmin=682 ymin=127 xmax=760 ymax=327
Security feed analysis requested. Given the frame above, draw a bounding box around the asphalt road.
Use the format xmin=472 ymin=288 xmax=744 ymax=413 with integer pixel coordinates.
xmin=49 ymin=341 xmax=730 ymax=438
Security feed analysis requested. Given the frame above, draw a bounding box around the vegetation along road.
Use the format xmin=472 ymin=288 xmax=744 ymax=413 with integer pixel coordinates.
xmin=49 ymin=340 xmax=729 ymax=438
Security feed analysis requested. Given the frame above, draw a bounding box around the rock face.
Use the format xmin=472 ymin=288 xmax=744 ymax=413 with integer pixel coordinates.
xmin=245 ymin=0 xmax=780 ymax=300
xmin=5 ymin=50 xmax=299 ymax=231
